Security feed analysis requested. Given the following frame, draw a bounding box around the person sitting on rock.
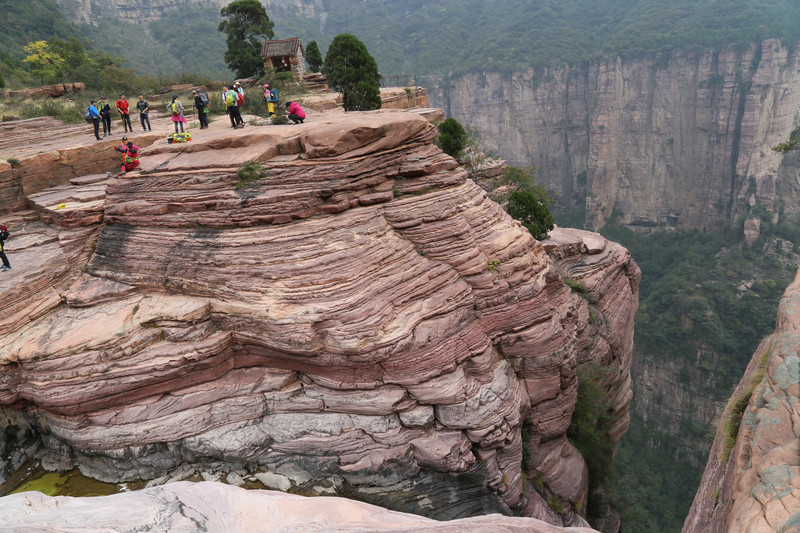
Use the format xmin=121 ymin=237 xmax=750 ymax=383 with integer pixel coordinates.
xmin=285 ymin=101 xmax=305 ymax=124
xmin=0 ymin=222 xmax=10 ymax=272
xmin=114 ymin=139 xmax=140 ymax=175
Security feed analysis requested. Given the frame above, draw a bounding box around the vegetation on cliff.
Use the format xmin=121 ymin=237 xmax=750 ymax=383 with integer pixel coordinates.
xmin=269 ymin=0 xmax=800 ymax=76
xmin=595 ymin=224 xmax=796 ymax=532
xmin=323 ymin=34 xmax=382 ymax=112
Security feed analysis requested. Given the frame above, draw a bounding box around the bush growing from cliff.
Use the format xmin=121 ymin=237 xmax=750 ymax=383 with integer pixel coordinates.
xmin=305 ymin=40 xmax=323 ymax=72
xmin=506 ymin=190 xmax=554 ymax=240
xmin=436 ymin=118 xmax=467 ymax=158
xmin=218 ymin=0 xmax=275 ymax=79
xmin=322 ymin=34 xmax=381 ymax=112
xmin=236 ymin=160 xmax=267 ymax=188
xmin=772 ymin=125 xmax=800 ymax=154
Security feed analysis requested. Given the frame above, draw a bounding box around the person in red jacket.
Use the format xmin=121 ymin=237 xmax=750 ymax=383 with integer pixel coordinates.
xmin=114 ymin=139 xmax=140 ymax=175
xmin=116 ymin=94 xmax=133 ymax=133
xmin=285 ymin=101 xmax=305 ymax=124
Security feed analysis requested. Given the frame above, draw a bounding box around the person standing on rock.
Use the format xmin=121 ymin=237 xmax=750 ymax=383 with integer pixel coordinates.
xmin=285 ymin=101 xmax=305 ymax=124
xmin=0 ymin=222 xmax=11 ymax=272
xmin=169 ymin=94 xmax=187 ymax=134
xmin=136 ymin=95 xmax=152 ymax=132
xmin=263 ymin=84 xmax=278 ymax=118
xmin=193 ymin=90 xmax=209 ymax=129
xmin=222 ymin=85 xmax=242 ymax=129
xmin=99 ymin=97 xmax=113 ymax=137
xmin=88 ymin=99 xmax=102 ymax=141
xmin=233 ymin=82 xmax=245 ymax=127
xmin=116 ymin=94 xmax=133 ymax=134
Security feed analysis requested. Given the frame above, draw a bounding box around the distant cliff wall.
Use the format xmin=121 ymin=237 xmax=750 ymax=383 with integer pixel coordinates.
xmin=431 ymin=39 xmax=800 ymax=234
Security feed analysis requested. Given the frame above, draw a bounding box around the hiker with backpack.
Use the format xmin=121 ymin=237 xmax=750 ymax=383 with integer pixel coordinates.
xmin=86 ymin=100 xmax=102 ymax=141
xmin=222 ymin=85 xmax=242 ymax=129
xmin=263 ymin=84 xmax=278 ymax=118
xmin=233 ymin=82 xmax=245 ymax=126
xmin=136 ymin=95 xmax=152 ymax=132
xmin=0 ymin=223 xmax=11 ymax=272
xmin=286 ymin=101 xmax=306 ymax=124
xmin=99 ymin=97 xmax=113 ymax=137
xmin=169 ymin=94 xmax=187 ymax=134
xmin=116 ymin=94 xmax=133 ymax=133
xmin=193 ymin=89 xmax=209 ymax=129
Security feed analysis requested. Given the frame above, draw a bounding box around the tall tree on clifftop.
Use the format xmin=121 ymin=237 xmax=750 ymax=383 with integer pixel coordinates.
xmin=322 ymin=34 xmax=381 ymax=112
xmin=218 ymin=0 xmax=274 ymax=79
xmin=305 ymin=40 xmax=323 ymax=72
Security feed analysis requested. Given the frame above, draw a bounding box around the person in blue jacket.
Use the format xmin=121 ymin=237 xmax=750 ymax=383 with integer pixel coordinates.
xmin=88 ymin=100 xmax=101 ymax=141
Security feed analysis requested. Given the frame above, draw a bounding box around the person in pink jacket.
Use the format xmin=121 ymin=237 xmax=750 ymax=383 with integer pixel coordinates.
xmin=285 ymin=101 xmax=305 ymax=124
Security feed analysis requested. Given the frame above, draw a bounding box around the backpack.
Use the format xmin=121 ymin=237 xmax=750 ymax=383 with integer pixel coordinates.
xmin=236 ymin=90 xmax=244 ymax=106
xmin=0 ymin=224 xmax=9 ymax=240
xmin=168 ymin=132 xmax=192 ymax=143
xmin=225 ymin=91 xmax=235 ymax=107
xmin=171 ymin=101 xmax=181 ymax=115
xmin=83 ymin=107 xmax=93 ymax=122
xmin=268 ymin=88 xmax=278 ymax=102
xmin=199 ymin=92 xmax=209 ymax=106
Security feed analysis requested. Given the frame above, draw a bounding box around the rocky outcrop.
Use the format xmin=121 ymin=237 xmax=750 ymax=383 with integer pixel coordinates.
xmin=0 ymin=481 xmax=600 ymax=532
xmin=2 ymin=82 xmax=85 ymax=99
xmin=684 ymin=271 xmax=800 ymax=533
xmin=0 ymin=110 xmax=638 ymax=528
xmin=431 ymin=39 xmax=800 ymax=235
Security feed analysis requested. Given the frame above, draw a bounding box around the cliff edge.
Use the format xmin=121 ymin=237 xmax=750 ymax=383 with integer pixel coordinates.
xmin=0 ymin=110 xmax=638 ymax=529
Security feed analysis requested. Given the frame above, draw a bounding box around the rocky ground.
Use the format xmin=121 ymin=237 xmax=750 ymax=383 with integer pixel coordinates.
xmin=0 ymin=103 xmax=639 ymax=531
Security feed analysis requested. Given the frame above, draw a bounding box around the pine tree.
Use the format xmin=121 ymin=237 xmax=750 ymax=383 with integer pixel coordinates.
xmin=218 ymin=0 xmax=274 ymax=79
xmin=322 ymin=34 xmax=381 ymax=112
xmin=305 ymin=40 xmax=323 ymax=72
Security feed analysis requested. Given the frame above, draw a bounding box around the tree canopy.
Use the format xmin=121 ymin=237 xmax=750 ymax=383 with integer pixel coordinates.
xmin=437 ymin=118 xmax=467 ymax=157
xmin=305 ymin=40 xmax=323 ymax=72
xmin=218 ymin=0 xmax=274 ymax=79
xmin=322 ymin=33 xmax=381 ymax=112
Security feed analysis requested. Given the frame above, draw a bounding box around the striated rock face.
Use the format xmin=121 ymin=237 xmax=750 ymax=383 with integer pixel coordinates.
xmin=0 ymin=110 xmax=638 ymax=527
xmin=684 ymin=271 xmax=800 ymax=533
xmin=1 ymin=82 xmax=85 ymax=99
xmin=0 ymin=481 xmax=600 ymax=532
xmin=431 ymin=39 xmax=800 ymax=234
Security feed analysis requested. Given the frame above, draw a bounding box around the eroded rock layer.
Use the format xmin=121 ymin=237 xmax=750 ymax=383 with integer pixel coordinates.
xmin=0 ymin=481 xmax=601 ymax=533
xmin=0 ymin=111 xmax=638 ymax=527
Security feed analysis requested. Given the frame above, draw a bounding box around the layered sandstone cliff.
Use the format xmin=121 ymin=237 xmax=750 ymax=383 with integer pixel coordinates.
xmin=683 ymin=271 xmax=800 ymax=533
xmin=432 ymin=39 xmax=800 ymax=235
xmin=0 ymin=111 xmax=638 ymax=529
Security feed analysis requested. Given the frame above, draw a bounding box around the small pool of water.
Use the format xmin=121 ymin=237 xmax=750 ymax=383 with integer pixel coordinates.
xmin=2 ymin=463 xmax=127 ymax=498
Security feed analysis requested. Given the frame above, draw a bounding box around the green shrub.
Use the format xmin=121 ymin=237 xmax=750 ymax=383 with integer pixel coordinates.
xmin=505 ymin=190 xmax=554 ymax=240
xmin=436 ymin=117 xmax=467 ymax=157
xmin=236 ymin=160 xmax=267 ymax=187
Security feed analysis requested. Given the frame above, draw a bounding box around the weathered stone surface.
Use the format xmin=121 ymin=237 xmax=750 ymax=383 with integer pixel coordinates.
xmin=1 ymin=82 xmax=85 ymax=99
xmin=0 ymin=481 xmax=601 ymax=532
xmin=0 ymin=110 xmax=638 ymax=527
xmin=684 ymin=270 xmax=800 ymax=533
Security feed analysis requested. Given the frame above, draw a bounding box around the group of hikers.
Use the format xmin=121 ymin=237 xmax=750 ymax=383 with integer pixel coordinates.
xmin=87 ymin=82 xmax=306 ymax=140
xmin=86 ymin=94 xmax=153 ymax=141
